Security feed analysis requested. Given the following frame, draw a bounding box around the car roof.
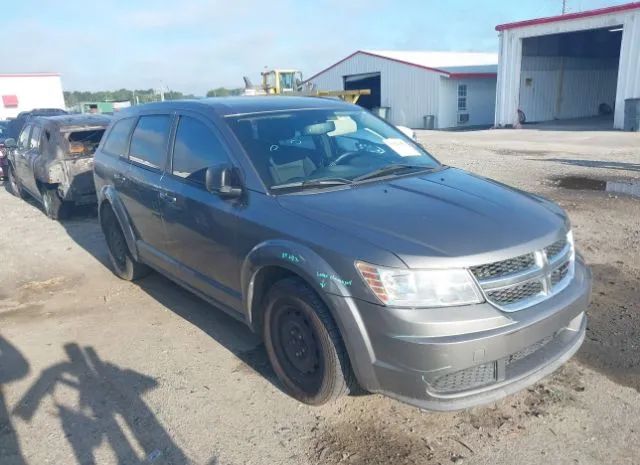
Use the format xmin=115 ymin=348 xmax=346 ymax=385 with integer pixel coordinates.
xmin=31 ymin=114 xmax=111 ymax=129
xmin=115 ymin=96 xmax=359 ymax=118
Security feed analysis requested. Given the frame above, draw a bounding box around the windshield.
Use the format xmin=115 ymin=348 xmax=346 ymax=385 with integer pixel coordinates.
xmin=225 ymin=108 xmax=440 ymax=189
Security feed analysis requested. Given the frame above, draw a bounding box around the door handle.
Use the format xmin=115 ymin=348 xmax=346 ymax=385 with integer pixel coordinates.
xmin=113 ymin=173 xmax=125 ymax=184
xmin=159 ymin=191 xmax=177 ymax=203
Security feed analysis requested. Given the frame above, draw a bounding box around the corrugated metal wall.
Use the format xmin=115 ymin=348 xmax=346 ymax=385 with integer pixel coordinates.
xmin=309 ymin=53 xmax=443 ymax=128
xmin=519 ymin=56 xmax=618 ymax=121
xmin=439 ymin=77 xmax=497 ymax=128
xmin=495 ymin=8 xmax=640 ymax=129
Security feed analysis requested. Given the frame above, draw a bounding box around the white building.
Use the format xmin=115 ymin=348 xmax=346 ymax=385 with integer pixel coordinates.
xmin=307 ymin=51 xmax=498 ymax=129
xmin=0 ymin=73 xmax=65 ymax=120
xmin=495 ymin=2 xmax=640 ymax=130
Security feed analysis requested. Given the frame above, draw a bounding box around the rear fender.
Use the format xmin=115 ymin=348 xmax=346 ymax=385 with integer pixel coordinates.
xmin=99 ymin=185 xmax=139 ymax=260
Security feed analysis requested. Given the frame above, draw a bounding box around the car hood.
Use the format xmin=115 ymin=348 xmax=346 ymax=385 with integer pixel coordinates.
xmin=277 ymin=168 xmax=568 ymax=268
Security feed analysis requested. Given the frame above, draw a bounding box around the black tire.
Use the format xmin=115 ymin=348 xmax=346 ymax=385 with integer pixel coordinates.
xmin=100 ymin=205 xmax=150 ymax=281
xmin=6 ymin=165 xmax=25 ymax=199
xmin=263 ymin=277 xmax=357 ymax=405
xmin=41 ymin=186 xmax=69 ymax=220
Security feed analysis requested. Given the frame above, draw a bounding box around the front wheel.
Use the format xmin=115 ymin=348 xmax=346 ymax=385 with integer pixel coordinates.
xmin=263 ymin=277 xmax=357 ymax=405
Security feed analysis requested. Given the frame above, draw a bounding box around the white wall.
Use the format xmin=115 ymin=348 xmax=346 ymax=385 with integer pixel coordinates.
xmin=309 ymin=52 xmax=443 ymax=128
xmin=0 ymin=74 xmax=65 ymax=120
xmin=438 ymin=77 xmax=497 ymax=128
xmin=519 ymin=56 xmax=618 ymax=122
xmin=495 ymin=7 xmax=640 ymax=129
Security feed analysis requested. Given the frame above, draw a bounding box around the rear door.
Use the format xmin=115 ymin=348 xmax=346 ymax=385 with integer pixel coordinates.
xmin=159 ymin=112 xmax=242 ymax=309
xmin=22 ymin=123 xmax=43 ymax=195
xmin=118 ymin=114 xmax=173 ymax=257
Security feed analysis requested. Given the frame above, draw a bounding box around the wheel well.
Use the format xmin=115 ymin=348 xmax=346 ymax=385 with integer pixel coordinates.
xmin=250 ymin=266 xmax=300 ymax=333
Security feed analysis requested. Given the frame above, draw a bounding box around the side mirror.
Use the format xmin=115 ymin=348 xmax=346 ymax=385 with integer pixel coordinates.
xmin=3 ymin=138 xmax=17 ymax=149
xmin=205 ymin=164 xmax=243 ymax=199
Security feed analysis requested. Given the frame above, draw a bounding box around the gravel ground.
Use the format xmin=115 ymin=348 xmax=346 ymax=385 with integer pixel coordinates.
xmin=0 ymin=126 xmax=639 ymax=465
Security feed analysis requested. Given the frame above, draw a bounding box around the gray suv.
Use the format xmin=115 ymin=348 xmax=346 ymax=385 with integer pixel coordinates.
xmin=93 ymin=97 xmax=591 ymax=410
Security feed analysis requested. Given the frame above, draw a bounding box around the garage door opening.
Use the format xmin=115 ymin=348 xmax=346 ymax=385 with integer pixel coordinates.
xmin=518 ymin=26 xmax=622 ymax=130
xmin=343 ymin=72 xmax=381 ymax=110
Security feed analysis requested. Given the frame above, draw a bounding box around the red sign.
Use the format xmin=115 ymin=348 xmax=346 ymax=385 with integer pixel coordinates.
xmin=2 ymin=95 xmax=18 ymax=107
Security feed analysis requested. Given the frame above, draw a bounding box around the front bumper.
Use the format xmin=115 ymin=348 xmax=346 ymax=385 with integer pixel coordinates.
xmin=339 ymin=256 xmax=591 ymax=411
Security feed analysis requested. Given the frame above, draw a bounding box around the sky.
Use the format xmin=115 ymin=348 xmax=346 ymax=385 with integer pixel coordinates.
xmin=0 ymin=0 xmax=629 ymax=95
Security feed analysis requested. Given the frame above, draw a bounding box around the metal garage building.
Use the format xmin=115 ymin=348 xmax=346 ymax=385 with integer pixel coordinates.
xmin=0 ymin=73 xmax=65 ymax=120
xmin=307 ymin=50 xmax=498 ymax=129
xmin=495 ymin=2 xmax=640 ymax=130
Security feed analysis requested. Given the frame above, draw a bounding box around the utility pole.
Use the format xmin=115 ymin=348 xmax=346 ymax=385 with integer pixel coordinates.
xmin=562 ymin=0 xmax=567 ymax=14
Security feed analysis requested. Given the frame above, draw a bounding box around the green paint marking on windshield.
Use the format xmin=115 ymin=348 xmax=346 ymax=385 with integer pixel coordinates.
xmin=317 ymin=271 xmax=352 ymax=287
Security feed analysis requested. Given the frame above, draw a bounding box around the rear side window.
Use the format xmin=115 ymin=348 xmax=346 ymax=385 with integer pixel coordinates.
xmin=103 ymin=117 xmax=136 ymax=156
xmin=29 ymin=126 xmax=42 ymax=149
xmin=172 ymin=116 xmax=229 ymax=185
xmin=129 ymin=115 xmax=172 ymax=170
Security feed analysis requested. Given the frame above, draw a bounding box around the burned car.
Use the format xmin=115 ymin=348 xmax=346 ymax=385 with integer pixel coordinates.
xmin=4 ymin=114 xmax=109 ymax=219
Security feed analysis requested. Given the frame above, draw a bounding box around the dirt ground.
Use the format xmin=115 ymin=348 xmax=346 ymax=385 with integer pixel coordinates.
xmin=1 ymin=126 xmax=639 ymax=465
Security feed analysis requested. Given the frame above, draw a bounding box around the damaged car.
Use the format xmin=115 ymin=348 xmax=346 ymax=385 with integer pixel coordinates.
xmin=4 ymin=114 xmax=110 ymax=219
xmin=94 ymin=97 xmax=591 ymax=410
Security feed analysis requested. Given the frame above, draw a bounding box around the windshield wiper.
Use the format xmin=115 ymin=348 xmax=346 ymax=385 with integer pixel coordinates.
xmin=353 ymin=164 xmax=435 ymax=182
xmin=270 ymin=177 xmax=353 ymax=192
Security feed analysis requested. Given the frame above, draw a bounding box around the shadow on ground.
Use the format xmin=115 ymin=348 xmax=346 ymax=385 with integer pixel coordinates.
xmin=528 ymin=157 xmax=640 ymax=172
xmin=576 ymin=264 xmax=640 ymax=392
xmin=0 ymin=335 xmax=30 ymax=465
xmin=58 ymin=211 xmax=279 ymax=392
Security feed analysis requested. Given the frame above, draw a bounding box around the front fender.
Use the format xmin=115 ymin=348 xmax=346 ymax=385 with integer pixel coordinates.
xmin=99 ymin=185 xmax=139 ymax=260
xmin=242 ymin=240 xmax=378 ymax=390
xmin=241 ymin=240 xmax=355 ymax=316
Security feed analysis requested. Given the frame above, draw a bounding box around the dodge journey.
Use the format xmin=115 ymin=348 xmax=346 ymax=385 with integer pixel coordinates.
xmin=93 ymin=97 xmax=591 ymax=410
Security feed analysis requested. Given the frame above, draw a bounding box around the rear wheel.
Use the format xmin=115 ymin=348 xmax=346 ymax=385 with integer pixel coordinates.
xmin=6 ymin=165 xmax=25 ymax=199
xmin=263 ymin=277 xmax=357 ymax=405
xmin=101 ymin=205 xmax=150 ymax=281
xmin=41 ymin=186 xmax=69 ymax=220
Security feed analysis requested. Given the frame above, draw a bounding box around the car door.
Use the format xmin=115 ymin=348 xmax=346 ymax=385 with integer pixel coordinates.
xmin=159 ymin=112 xmax=242 ymax=309
xmin=118 ymin=113 xmax=174 ymax=260
xmin=13 ymin=124 xmax=32 ymax=189
xmin=22 ymin=123 xmax=43 ymax=196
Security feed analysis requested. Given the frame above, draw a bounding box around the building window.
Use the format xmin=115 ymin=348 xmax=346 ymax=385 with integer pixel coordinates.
xmin=458 ymin=84 xmax=467 ymax=111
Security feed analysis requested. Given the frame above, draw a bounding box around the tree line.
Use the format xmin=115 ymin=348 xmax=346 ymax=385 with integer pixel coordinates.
xmin=64 ymin=88 xmax=244 ymax=107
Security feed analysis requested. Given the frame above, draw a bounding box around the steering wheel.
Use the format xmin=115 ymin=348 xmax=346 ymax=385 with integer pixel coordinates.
xmin=330 ymin=151 xmax=363 ymax=166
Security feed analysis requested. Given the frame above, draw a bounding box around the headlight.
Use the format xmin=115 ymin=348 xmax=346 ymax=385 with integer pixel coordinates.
xmin=356 ymin=261 xmax=484 ymax=308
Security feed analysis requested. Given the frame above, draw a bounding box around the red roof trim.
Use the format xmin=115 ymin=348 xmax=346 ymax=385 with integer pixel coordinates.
xmin=306 ymin=50 xmax=459 ymax=81
xmin=496 ymin=2 xmax=640 ymax=31
xmin=0 ymin=72 xmax=61 ymax=77
xmin=448 ymin=72 xmax=497 ymax=79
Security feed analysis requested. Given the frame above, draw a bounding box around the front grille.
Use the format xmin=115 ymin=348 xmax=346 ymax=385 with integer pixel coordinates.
xmin=551 ymin=261 xmax=570 ymax=286
xmin=470 ymin=235 xmax=574 ymax=312
xmin=486 ymin=280 xmax=543 ymax=305
xmin=506 ymin=335 xmax=554 ymax=365
xmin=545 ymin=238 xmax=567 ymax=261
xmin=430 ymin=362 xmax=497 ymax=394
xmin=429 ymin=334 xmax=556 ymax=394
xmin=470 ymin=253 xmax=536 ymax=280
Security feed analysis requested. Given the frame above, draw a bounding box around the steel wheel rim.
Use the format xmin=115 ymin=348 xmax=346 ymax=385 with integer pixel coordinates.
xmin=271 ymin=303 xmax=324 ymax=393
